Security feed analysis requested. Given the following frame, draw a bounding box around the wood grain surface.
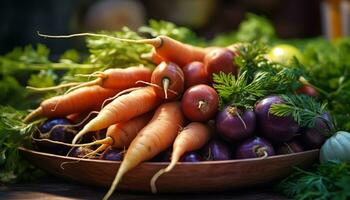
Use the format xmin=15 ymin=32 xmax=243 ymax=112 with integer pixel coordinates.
xmin=18 ymin=147 xmax=318 ymax=193
xmin=0 ymin=177 xmax=290 ymax=200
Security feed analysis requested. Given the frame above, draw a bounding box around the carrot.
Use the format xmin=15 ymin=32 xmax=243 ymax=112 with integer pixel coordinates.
xmin=151 ymin=62 xmax=184 ymax=99
xmin=150 ymin=122 xmax=210 ymax=193
xmin=28 ymin=66 xmax=152 ymax=92
xmin=103 ymin=102 xmax=184 ymax=200
xmin=38 ymin=32 xmax=207 ymax=67
xmin=140 ymin=48 xmax=164 ymax=65
xmin=32 ymin=112 xmax=153 ymax=160
xmin=101 ymin=112 xmax=153 ymax=149
xmin=72 ymin=86 xmax=161 ymax=144
xmin=24 ymin=85 xmax=119 ymax=123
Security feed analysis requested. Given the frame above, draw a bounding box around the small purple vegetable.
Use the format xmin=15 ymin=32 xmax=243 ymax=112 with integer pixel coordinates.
xmin=150 ymin=148 xmax=172 ymax=162
xmin=235 ymin=137 xmax=275 ymax=159
xmin=276 ymin=140 xmax=304 ymax=155
xmin=102 ymin=148 xmax=124 ymax=161
xmin=301 ymin=112 xmax=333 ymax=149
xmin=69 ymin=147 xmax=94 ymax=158
xmin=202 ymin=139 xmax=231 ymax=161
xmin=180 ymin=151 xmax=202 ymax=162
xmin=216 ymin=106 xmax=256 ymax=143
xmin=255 ymin=96 xmax=299 ymax=143
xmin=35 ymin=118 xmax=75 ymax=155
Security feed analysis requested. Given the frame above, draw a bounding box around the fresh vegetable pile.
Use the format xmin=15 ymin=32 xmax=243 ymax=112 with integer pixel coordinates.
xmin=1 ymin=14 xmax=350 ymax=200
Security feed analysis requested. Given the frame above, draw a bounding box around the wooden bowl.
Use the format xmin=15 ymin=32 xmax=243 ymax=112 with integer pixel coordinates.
xmin=19 ymin=147 xmax=319 ymax=193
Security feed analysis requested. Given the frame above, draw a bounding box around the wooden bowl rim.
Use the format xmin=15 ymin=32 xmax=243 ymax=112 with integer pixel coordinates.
xmin=19 ymin=147 xmax=319 ymax=166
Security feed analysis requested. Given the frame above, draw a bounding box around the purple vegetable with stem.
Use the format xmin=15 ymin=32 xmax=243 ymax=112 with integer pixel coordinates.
xmin=216 ymin=106 xmax=256 ymax=143
xmin=202 ymin=139 xmax=231 ymax=161
xmin=235 ymin=137 xmax=275 ymax=159
xmin=255 ymin=95 xmax=300 ymax=143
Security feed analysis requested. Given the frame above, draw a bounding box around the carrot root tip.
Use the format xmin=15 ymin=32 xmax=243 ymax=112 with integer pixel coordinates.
xmin=23 ymin=107 xmax=43 ymax=123
xmin=150 ymin=168 xmax=166 ymax=194
xmin=162 ymin=78 xmax=170 ymax=99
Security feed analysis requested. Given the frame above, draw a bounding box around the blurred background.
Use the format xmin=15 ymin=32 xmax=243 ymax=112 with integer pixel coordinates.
xmin=1 ymin=0 xmax=347 ymax=55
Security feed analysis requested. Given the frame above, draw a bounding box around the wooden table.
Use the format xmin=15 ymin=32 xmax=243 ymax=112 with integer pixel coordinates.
xmin=0 ymin=176 xmax=289 ymax=200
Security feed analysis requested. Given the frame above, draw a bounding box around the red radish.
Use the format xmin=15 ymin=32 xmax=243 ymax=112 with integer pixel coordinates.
xmin=297 ymin=84 xmax=319 ymax=98
xmin=183 ymin=61 xmax=208 ymax=89
xmin=151 ymin=62 xmax=184 ymax=99
xmin=181 ymin=84 xmax=219 ymax=122
xmin=204 ymin=48 xmax=238 ymax=83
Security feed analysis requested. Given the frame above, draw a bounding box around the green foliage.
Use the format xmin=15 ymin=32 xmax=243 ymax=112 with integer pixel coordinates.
xmin=27 ymin=70 xmax=57 ymax=88
xmin=236 ymin=13 xmax=275 ymax=44
xmin=213 ymin=43 xmax=303 ymax=109
xmin=139 ymin=19 xmax=205 ymax=46
xmin=278 ymin=161 xmax=350 ymax=200
xmin=303 ymin=38 xmax=350 ymax=131
xmin=211 ymin=13 xmax=276 ymax=46
xmin=86 ymin=27 xmax=153 ymax=68
xmin=270 ymin=94 xmax=328 ymax=128
xmin=0 ymin=44 xmax=50 ymax=76
xmin=0 ymin=106 xmax=45 ymax=183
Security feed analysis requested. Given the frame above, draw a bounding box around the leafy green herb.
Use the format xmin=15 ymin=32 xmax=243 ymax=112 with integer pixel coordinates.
xmin=278 ymin=161 xmax=350 ymax=200
xmin=211 ymin=13 xmax=276 ymax=46
xmin=303 ymin=38 xmax=350 ymax=131
xmin=86 ymin=27 xmax=153 ymax=68
xmin=139 ymin=19 xmax=205 ymax=46
xmin=270 ymin=94 xmax=328 ymax=128
xmin=0 ymin=106 xmax=45 ymax=183
xmin=27 ymin=70 xmax=58 ymax=88
xmin=213 ymin=43 xmax=303 ymax=109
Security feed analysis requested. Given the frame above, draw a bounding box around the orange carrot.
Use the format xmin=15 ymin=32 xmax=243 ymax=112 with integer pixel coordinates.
xmin=150 ymin=122 xmax=210 ymax=193
xmin=140 ymin=48 xmax=164 ymax=65
xmin=38 ymin=32 xmax=207 ymax=67
xmin=72 ymin=86 xmax=161 ymax=144
xmin=101 ymin=112 xmax=153 ymax=149
xmin=24 ymin=85 xmax=119 ymax=123
xmin=103 ymin=102 xmax=184 ymax=200
xmin=57 ymin=112 xmax=154 ymax=158
xmin=28 ymin=66 xmax=152 ymax=92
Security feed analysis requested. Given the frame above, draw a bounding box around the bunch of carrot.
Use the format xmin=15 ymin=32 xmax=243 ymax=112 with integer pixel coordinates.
xmin=26 ymin=33 xmax=239 ymax=199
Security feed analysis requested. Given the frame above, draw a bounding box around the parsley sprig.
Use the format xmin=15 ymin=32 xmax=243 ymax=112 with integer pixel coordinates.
xmin=0 ymin=106 xmax=45 ymax=183
xmin=213 ymin=43 xmax=303 ymax=109
xmin=278 ymin=161 xmax=350 ymax=200
xmin=270 ymin=94 xmax=329 ymax=128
